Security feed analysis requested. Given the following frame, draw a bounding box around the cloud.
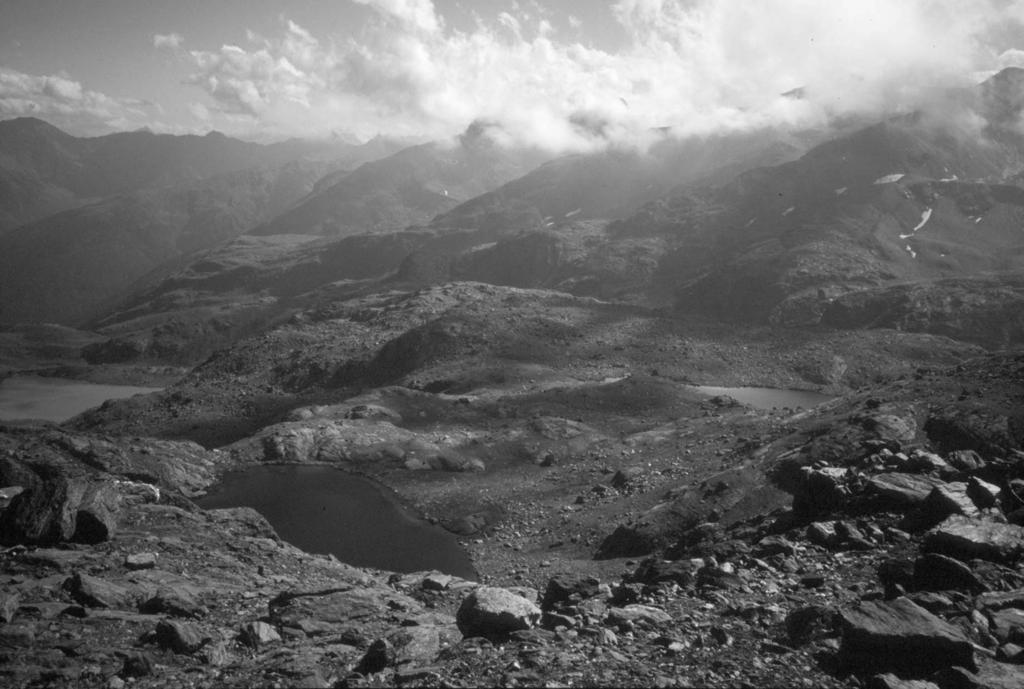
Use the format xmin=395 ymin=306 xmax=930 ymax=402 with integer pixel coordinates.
xmin=0 ymin=67 xmax=161 ymax=135
xmin=352 ymin=0 xmax=441 ymax=34
xmin=177 ymin=0 xmax=1024 ymax=150
xmin=153 ymin=32 xmax=185 ymax=50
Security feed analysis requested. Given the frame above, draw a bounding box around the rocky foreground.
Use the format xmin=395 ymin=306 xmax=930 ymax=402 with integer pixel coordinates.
xmin=0 ymin=351 xmax=1021 ymax=688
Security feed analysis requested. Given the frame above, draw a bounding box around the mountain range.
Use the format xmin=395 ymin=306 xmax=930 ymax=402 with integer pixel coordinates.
xmin=2 ymin=69 xmax=1024 ymax=689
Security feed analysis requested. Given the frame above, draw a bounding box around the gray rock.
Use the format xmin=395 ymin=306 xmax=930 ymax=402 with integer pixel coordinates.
xmin=990 ymin=608 xmax=1024 ymax=645
xmin=0 ymin=476 xmax=120 ymax=546
xmin=239 ymin=620 xmax=281 ymax=648
xmin=967 ymin=477 xmax=1002 ymax=510
xmin=807 ymin=521 xmax=840 ymax=548
xmin=388 ymin=626 xmax=440 ymax=666
xmin=839 ymin=597 xmax=975 ymax=675
xmin=794 ymin=466 xmax=850 ymax=514
xmin=605 ymin=605 xmax=672 ymax=626
xmin=139 ymin=588 xmax=204 ymax=618
xmin=866 ymin=673 xmax=939 ymax=689
xmin=0 ymin=592 xmax=19 ymax=623
xmin=72 ymin=481 xmax=121 ymax=544
xmin=905 ymin=450 xmax=950 ymax=474
xmin=421 ymin=573 xmax=452 ymax=592
xmin=924 ymin=515 xmax=1024 ymax=564
xmin=456 ymin=586 xmax=540 ymax=638
xmin=947 ymin=450 xmax=985 ymax=473
xmin=786 ymin=605 xmax=839 ymax=646
xmin=155 ymin=619 xmax=206 ymax=654
xmin=64 ymin=572 xmax=133 ymax=609
xmin=270 ymin=587 xmax=421 ymax=637
xmin=977 ymin=589 xmax=1024 ymax=612
xmin=867 ymin=473 xmax=947 ymax=509
xmin=356 ymin=638 xmax=394 ymax=674
xmin=921 ymin=483 xmax=979 ymax=523
xmin=125 ymin=553 xmax=157 ymax=570
xmin=912 ymin=553 xmax=986 ymax=594
xmin=0 ymin=476 xmax=83 ymax=545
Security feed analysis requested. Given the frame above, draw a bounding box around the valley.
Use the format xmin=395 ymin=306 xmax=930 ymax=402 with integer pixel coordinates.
xmin=1 ymin=70 xmax=1024 ymax=688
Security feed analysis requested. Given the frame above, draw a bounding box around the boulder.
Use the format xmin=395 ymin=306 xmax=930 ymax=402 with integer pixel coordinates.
xmin=839 ymin=597 xmax=975 ymax=675
xmin=541 ymin=575 xmax=601 ymax=611
xmin=866 ymin=674 xmax=939 ymax=689
xmin=977 ymin=589 xmax=1024 ymax=612
xmin=456 ymin=587 xmax=540 ymax=639
xmin=867 ymin=474 xmax=947 ymax=509
xmin=785 ymin=605 xmax=839 ymax=646
xmin=794 ymin=466 xmax=850 ymax=514
xmin=239 ymin=621 xmax=281 ymax=648
xmin=0 ymin=475 xmax=120 ymax=546
xmin=72 ymin=481 xmax=121 ymax=544
xmin=0 ymin=475 xmax=83 ymax=545
xmin=388 ymin=626 xmax=441 ymax=666
xmin=947 ymin=450 xmax=985 ymax=473
xmin=912 ymin=553 xmax=986 ymax=594
xmin=967 ymin=477 xmax=1002 ymax=510
xmin=356 ymin=639 xmax=394 ymax=674
xmin=610 ymin=467 xmax=642 ymax=490
xmin=920 ymin=483 xmax=980 ymax=524
xmin=270 ymin=588 xmax=415 ymax=632
xmin=64 ymin=572 xmax=133 ymax=609
xmin=0 ymin=593 xmax=20 ymax=623
xmin=606 ymin=605 xmax=672 ymax=626
xmin=629 ymin=558 xmax=700 ymax=587
xmin=155 ymin=619 xmax=206 ymax=654
xmin=990 ymin=608 xmax=1024 ymax=645
xmin=904 ymin=450 xmax=950 ymax=474
xmin=924 ymin=516 xmax=1024 ymax=564
xmin=807 ymin=521 xmax=840 ymax=548
xmin=139 ymin=588 xmax=204 ymax=618
xmin=125 ymin=553 xmax=157 ymax=570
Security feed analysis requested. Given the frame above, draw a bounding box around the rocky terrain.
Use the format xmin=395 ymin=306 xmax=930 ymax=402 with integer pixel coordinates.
xmin=1 ymin=72 xmax=1024 ymax=689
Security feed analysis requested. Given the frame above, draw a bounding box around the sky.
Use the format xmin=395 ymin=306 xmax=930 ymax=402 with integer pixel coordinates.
xmin=2 ymin=0 xmax=1024 ymax=151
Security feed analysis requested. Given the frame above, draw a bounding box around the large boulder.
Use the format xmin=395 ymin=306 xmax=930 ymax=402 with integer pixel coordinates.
xmin=923 ymin=515 xmax=1024 ymax=564
xmin=72 ymin=481 xmax=121 ymax=544
xmin=0 ymin=474 xmax=120 ymax=546
xmin=866 ymin=474 xmax=947 ymax=510
xmin=839 ymin=597 xmax=975 ymax=675
xmin=456 ymin=587 xmax=540 ymax=639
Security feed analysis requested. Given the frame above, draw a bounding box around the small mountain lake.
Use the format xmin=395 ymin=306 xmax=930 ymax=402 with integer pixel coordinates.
xmin=0 ymin=375 xmax=162 ymax=422
xmin=196 ymin=464 xmax=477 ymax=580
xmin=688 ymin=385 xmax=833 ymax=409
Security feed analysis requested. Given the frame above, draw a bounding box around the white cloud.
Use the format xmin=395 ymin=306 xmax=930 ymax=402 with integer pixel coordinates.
xmin=0 ymin=67 xmax=160 ymax=135
xmin=153 ymin=32 xmax=185 ymax=50
xmin=177 ymin=0 xmax=1024 ymax=150
xmin=352 ymin=0 xmax=441 ymax=34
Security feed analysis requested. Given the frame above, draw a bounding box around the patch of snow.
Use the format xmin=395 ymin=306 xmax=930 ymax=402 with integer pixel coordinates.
xmin=900 ymin=208 xmax=932 ymax=239
xmin=443 ymin=189 xmax=449 ymax=197
xmin=913 ymin=208 xmax=932 ymax=232
xmin=940 ymin=176 xmax=958 ymax=182
xmin=874 ymin=173 xmax=905 ymax=185
xmin=744 ymin=218 xmax=756 ymax=228
xmin=565 ymin=208 xmax=582 ymax=218
xmin=834 ymin=187 xmax=847 ymax=196
xmin=782 ymin=206 xmax=795 ymax=216
xmin=975 ymin=217 xmax=983 ymax=224
xmin=905 ymin=244 xmax=918 ymax=259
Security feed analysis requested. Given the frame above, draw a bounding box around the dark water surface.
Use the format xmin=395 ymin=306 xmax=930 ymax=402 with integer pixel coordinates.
xmin=689 ymin=385 xmax=833 ymax=409
xmin=0 ymin=375 xmax=161 ymax=422
xmin=196 ymin=464 xmax=476 ymax=579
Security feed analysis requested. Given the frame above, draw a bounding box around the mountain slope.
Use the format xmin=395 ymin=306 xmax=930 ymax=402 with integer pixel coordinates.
xmin=0 ymin=117 xmax=404 ymax=234
xmin=250 ymin=128 xmax=551 ymax=238
xmin=0 ymin=160 xmax=338 ymax=325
